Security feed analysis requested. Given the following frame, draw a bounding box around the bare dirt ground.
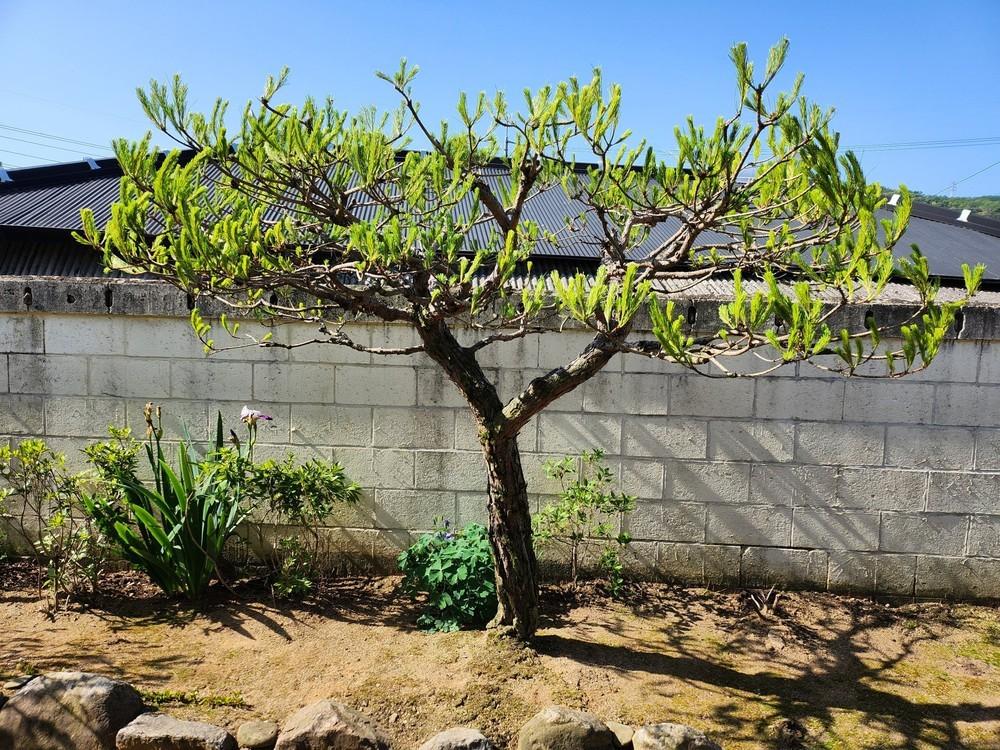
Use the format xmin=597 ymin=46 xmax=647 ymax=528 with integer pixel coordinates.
xmin=2 ymin=563 xmax=1000 ymax=750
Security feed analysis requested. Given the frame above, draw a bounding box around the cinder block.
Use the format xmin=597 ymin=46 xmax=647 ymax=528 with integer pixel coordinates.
xmin=619 ymin=459 xmax=664 ymax=499
xmin=702 ymin=543 xmax=742 ymax=585
xmin=369 ymin=324 xmax=432 ymax=367
xmin=663 ymin=460 xmax=750 ymax=504
xmin=373 ymin=407 xmax=454 ymax=449
xmin=285 ymin=322 xmax=370 ymax=364
xmin=933 ymin=384 xmax=1000 ymax=427
xmin=907 ymin=340 xmax=980 ymax=383
xmin=915 ymin=555 xmax=1000 ymax=598
xmin=795 ymin=422 xmax=884 ymax=467
xmin=413 ymin=450 xmax=486 ymax=492
xmin=290 ymin=404 xmax=372 ymax=448
xmin=792 ymin=507 xmax=879 ymax=551
xmin=372 ymin=449 xmax=415 ymax=489
xmin=373 ymin=489 xmax=457 ymax=530
xmin=170 ymin=360 xmax=252 ymax=401
xmin=8 ymin=354 xmax=87 ymax=395
xmin=0 ymin=355 xmax=6 ymax=393
xmin=89 ymin=356 xmax=170 ymax=399
xmin=0 ymin=395 xmax=44 ymax=435
xmin=975 ymin=429 xmax=1000 ymax=470
xmin=44 ymin=315 xmax=125 ymax=355
xmin=927 ymin=472 xmax=1000 ymax=514
xmin=625 ymin=501 xmax=706 ymax=542
xmin=336 ymin=365 xmax=415 ymax=406
xmin=974 ymin=342 xmax=1000 ymax=384
xmin=538 ymin=413 xmax=621 ymax=455
xmin=741 ymin=547 xmax=828 ymax=589
xmin=44 ymin=397 xmax=125 ymax=438
xmin=876 ymin=554 xmax=917 ymax=595
xmin=331 ymin=447 xmax=375 ymax=487
xmin=754 ymin=379 xmax=845 ymax=421
xmin=372 ymin=529 xmax=419 ymax=571
xmin=621 ymin=417 xmax=707 ymax=459
xmin=837 ymin=468 xmax=926 ymax=512
xmin=827 ymin=551 xmax=876 ymax=593
xmin=669 ymin=375 xmax=754 ymax=418
xmin=654 ymin=542 xmax=709 ymax=583
xmin=125 ymin=399 xmax=213 ymax=442
xmin=582 ymin=373 xmax=669 ymax=415
xmin=124 ymin=317 xmax=212 ymax=359
xmin=707 ymin=420 xmax=794 ymax=462
xmin=750 ymin=464 xmax=836 ymax=507
xmin=253 ymin=362 xmax=335 ymax=403
xmin=416 ymin=368 xmax=468 ymax=408
xmin=880 ymin=512 xmax=969 ymax=555
xmin=620 ymin=351 xmax=685 ymax=374
xmin=619 ymin=540 xmax=660 ymax=581
xmin=0 ymin=315 xmax=43 ymax=353
xmin=456 ymin=492 xmax=490 ymax=526
xmin=706 ymin=504 xmax=792 ymax=546
xmin=459 ymin=330 xmax=538 ymax=369
xmin=968 ymin=516 xmax=1000 ymax=557
xmin=843 ymin=380 xmax=935 ymax=424
xmin=884 ymin=425 xmax=976 ymax=470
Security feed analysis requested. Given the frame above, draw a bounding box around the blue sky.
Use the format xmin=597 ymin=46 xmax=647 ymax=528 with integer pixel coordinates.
xmin=1 ymin=0 xmax=998 ymax=195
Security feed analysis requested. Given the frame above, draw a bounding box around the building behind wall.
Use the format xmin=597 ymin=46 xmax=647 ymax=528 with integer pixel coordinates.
xmin=2 ymin=156 xmax=1000 ymax=598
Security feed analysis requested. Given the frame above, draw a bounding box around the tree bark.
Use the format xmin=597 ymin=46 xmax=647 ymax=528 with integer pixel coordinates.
xmin=480 ymin=432 xmax=539 ymax=639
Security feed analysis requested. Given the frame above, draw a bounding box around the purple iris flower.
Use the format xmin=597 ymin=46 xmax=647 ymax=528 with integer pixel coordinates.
xmin=240 ymin=405 xmax=274 ymax=425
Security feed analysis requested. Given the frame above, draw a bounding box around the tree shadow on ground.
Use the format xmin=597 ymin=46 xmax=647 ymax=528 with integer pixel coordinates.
xmin=536 ymin=587 xmax=1000 ymax=750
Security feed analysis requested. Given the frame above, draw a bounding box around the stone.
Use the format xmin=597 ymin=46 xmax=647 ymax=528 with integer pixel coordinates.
xmin=606 ymin=722 xmax=634 ymax=748
xmin=516 ymin=706 xmax=618 ymax=750
xmin=0 ymin=671 xmax=145 ymax=750
xmin=116 ymin=713 xmax=237 ymax=750
xmin=237 ymin=720 xmax=280 ymax=750
xmin=274 ymin=700 xmax=390 ymax=750
xmin=3 ymin=675 xmax=37 ymax=691
xmin=417 ymin=727 xmax=496 ymax=750
xmin=632 ymin=723 xmax=722 ymax=750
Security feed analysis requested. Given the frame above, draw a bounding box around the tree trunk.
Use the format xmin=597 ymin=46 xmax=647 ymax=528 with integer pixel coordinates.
xmin=480 ymin=433 xmax=539 ymax=639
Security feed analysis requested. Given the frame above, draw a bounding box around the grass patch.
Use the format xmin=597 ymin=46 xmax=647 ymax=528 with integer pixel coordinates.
xmin=139 ymin=688 xmax=249 ymax=709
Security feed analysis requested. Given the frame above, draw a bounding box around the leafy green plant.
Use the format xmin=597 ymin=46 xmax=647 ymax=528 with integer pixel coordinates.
xmin=533 ymin=450 xmax=636 ymax=595
xmin=0 ymin=439 xmax=110 ymax=610
xmin=271 ymin=536 xmax=314 ymax=599
xmin=83 ymin=407 xmax=245 ymax=599
xmin=398 ymin=519 xmax=497 ymax=632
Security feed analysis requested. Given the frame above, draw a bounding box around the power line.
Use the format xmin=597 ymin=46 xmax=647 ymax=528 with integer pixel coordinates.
xmin=939 ymin=158 xmax=1000 ymax=194
xmin=0 ymin=123 xmax=113 ymax=151
xmin=0 ymin=133 xmax=105 ymax=157
xmin=0 ymin=148 xmax=60 ymax=164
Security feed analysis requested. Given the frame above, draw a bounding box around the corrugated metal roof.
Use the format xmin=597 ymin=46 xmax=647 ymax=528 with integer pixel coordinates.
xmin=1 ymin=153 xmax=999 ymax=283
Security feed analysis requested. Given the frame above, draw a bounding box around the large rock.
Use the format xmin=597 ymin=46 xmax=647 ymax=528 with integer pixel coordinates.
xmin=606 ymin=722 xmax=634 ymax=749
xmin=417 ymin=727 xmax=495 ymax=750
xmin=632 ymin=724 xmax=722 ymax=750
xmin=517 ymin=706 xmax=619 ymax=750
xmin=274 ymin=700 xmax=390 ymax=750
xmin=116 ymin=712 xmax=237 ymax=750
xmin=237 ymin=719 xmax=280 ymax=749
xmin=0 ymin=671 xmax=145 ymax=750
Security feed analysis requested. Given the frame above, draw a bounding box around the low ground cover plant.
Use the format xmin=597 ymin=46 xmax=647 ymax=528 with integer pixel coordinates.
xmin=533 ymin=450 xmax=636 ymax=596
xmin=398 ymin=519 xmax=498 ymax=632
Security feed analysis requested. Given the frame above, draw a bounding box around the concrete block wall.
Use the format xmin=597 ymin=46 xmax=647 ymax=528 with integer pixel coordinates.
xmin=2 ymin=280 xmax=1000 ymax=597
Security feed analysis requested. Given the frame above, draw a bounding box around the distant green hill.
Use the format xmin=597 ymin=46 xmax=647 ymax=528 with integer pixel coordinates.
xmin=908 ymin=192 xmax=1000 ymax=219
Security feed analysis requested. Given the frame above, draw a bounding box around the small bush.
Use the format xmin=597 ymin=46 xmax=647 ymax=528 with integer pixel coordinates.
xmin=0 ymin=439 xmax=111 ymax=610
xmin=533 ymin=449 xmax=636 ymax=596
xmin=398 ymin=519 xmax=497 ymax=632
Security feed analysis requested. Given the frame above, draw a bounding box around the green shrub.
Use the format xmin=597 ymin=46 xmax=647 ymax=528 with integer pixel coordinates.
xmin=0 ymin=439 xmax=110 ymax=609
xmin=533 ymin=449 xmax=636 ymax=595
xmin=398 ymin=519 xmax=497 ymax=632
xmin=83 ymin=404 xmax=361 ymax=600
xmin=83 ymin=414 xmax=244 ymax=599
